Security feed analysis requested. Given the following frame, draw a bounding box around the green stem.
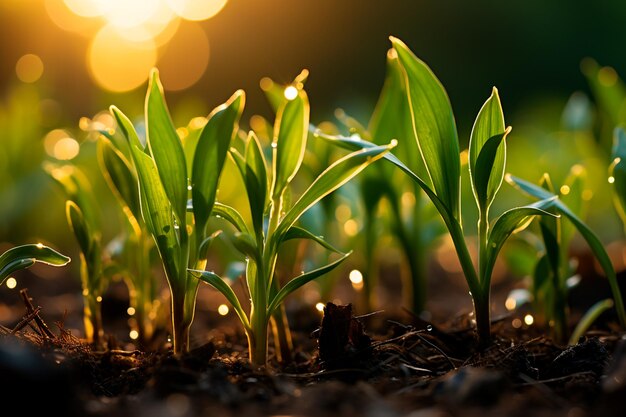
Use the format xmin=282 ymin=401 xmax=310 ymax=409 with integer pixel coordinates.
xmin=270 ymin=303 xmax=293 ymax=363
xmin=84 ymin=294 xmax=103 ymax=347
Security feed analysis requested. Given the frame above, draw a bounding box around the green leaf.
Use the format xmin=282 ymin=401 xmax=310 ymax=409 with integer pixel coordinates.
xmin=560 ymin=166 xmax=586 ymax=249
xmin=483 ymin=199 xmax=558 ymax=289
xmin=192 ymin=90 xmax=245 ymax=234
xmin=145 ymin=69 xmax=188 ymax=224
xmin=245 ymin=132 xmax=268 ymax=235
xmin=130 ymin=144 xmax=180 ymax=286
xmin=192 ymin=269 xmax=251 ymax=331
xmin=271 ymin=85 xmax=309 ymax=198
xmin=198 ymin=230 xmax=222 ymax=262
xmin=267 ymin=251 xmax=351 ymax=315
xmin=611 ymin=127 xmax=626 ymax=222
xmin=212 ymin=202 xmax=250 ymax=235
xmin=0 ymin=244 xmax=70 ymax=286
xmin=469 ymin=88 xmax=508 ymax=213
xmin=390 ymin=36 xmax=461 ymax=219
xmin=282 ymin=226 xmax=343 ymax=253
xmin=230 ymin=232 xmax=259 ymax=263
xmin=110 ymin=105 xmax=144 ymax=151
xmin=274 ymin=142 xmax=396 ymax=244
xmin=66 ymin=200 xmax=93 ymax=257
xmin=97 ymin=138 xmax=141 ymax=223
xmin=507 ymin=174 xmax=626 ymax=327
xmin=569 ymin=298 xmax=614 ymax=346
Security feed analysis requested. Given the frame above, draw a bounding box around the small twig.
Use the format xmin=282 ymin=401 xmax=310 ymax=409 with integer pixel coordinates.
xmin=0 ymin=324 xmax=11 ymax=334
xmin=354 ymin=310 xmax=385 ymax=319
xmin=19 ymin=289 xmax=55 ymax=339
xmin=11 ymin=306 xmax=42 ymax=334
xmin=277 ymin=367 xmax=370 ymax=379
xmin=412 ymin=333 xmax=457 ymax=370
xmin=516 ymin=371 xmax=596 ymax=387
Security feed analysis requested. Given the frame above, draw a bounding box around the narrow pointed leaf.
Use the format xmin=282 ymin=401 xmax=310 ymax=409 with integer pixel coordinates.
xmin=97 ymin=138 xmax=141 ymax=222
xmin=110 ymin=106 xmax=144 ymax=151
xmin=267 ymin=251 xmax=351 ymax=315
xmin=229 ymin=147 xmax=247 ymax=180
xmin=192 ymin=269 xmax=251 ymax=331
xmin=282 ymin=226 xmax=343 ymax=253
xmin=230 ymin=232 xmax=259 ymax=263
xmin=198 ymin=230 xmax=222 ymax=261
xmin=274 ymin=142 xmax=395 ymax=243
xmin=245 ymin=132 xmax=268 ymax=235
xmin=66 ymin=201 xmax=92 ymax=256
xmin=272 ymin=86 xmax=309 ymax=198
xmin=0 ymin=244 xmax=70 ymax=286
xmin=469 ymin=88 xmax=507 ymax=211
xmin=146 ymin=69 xmax=187 ymax=223
xmin=508 ymin=174 xmax=626 ymax=326
xmin=192 ymin=90 xmax=245 ymax=233
xmin=390 ymin=36 xmax=461 ymax=219
xmin=188 ymin=199 xmax=250 ymax=235
xmin=483 ymin=199 xmax=558 ymax=289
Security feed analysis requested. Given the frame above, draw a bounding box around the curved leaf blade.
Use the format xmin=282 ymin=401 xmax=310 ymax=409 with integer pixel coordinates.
xmin=272 ymin=85 xmax=309 ymax=198
xmin=390 ymin=36 xmax=460 ymax=219
xmin=0 ymin=244 xmax=70 ymax=286
xmin=282 ymin=226 xmax=343 ymax=253
xmin=192 ymin=90 xmax=245 ymax=233
xmin=611 ymin=127 xmax=626 ymax=222
xmin=469 ymin=88 xmax=507 ymax=212
xmin=267 ymin=252 xmax=351 ymax=315
xmin=145 ymin=69 xmax=188 ymax=224
xmin=192 ymin=269 xmax=251 ymax=331
xmin=275 ymin=142 xmax=396 ymax=243
xmin=245 ymin=132 xmax=268 ymax=235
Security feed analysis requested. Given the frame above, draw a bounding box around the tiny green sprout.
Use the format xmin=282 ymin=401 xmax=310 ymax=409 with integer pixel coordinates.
xmin=109 ymin=69 xmax=244 ymax=354
xmin=192 ymin=76 xmax=396 ymax=366
xmin=45 ymin=163 xmax=107 ymax=346
xmin=0 ymin=244 xmax=70 ymax=288
xmin=97 ymin=137 xmax=161 ymax=346
xmin=317 ymin=36 xmax=558 ymax=346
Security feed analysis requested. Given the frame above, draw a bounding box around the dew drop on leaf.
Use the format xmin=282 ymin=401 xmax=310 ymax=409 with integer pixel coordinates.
xmin=426 ymin=325 xmax=433 ymax=332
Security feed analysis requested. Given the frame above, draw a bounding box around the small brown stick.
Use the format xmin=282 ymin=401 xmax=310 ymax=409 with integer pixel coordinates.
xmin=19 ymin=289 xmax=55 ymax=339
xmin=11 ymin=306 xmax=42 ymax=334
xmin=0 ymin=324 xmax=11 ymax=334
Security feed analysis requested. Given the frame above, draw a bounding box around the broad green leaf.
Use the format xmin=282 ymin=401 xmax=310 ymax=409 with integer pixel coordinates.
xmin=66 ymin=201 xmax=92 ymax=257
xmin=469 ymin=88 xmax=507 ymax=213
xmin=483 ymin=199 xmax=558 ymax=289
xmin=192 ymin=90 xmax=245 ymax=234
xmin=390 ymin=36 xmax=461 ymax=219
xmin=611 ymin=127 xmax=626 ymax=222
xmin=271 ymin=85 xmax=309 ymax=198
xmin=130 ymin=144 xmax=180 ymax=285
xmin=266 ymin=251 xmax=351 ymax=315
xmin=229 ymin=147 xmax=247 ymax=180
xmin=473 ymin=132 xmax=509 ymax=211
xmin=274 ymin=142 xmax=395 ymax=244
xmin=507 ymin=174 xmax=626 ymax=326
xmin=145 ymin=69 xmax=188 ymax=224
xmin=245 ymin=132 xmax=268 ymax=235
xmin=230 ymin=232 xmax=259 ymax=263
xmin=282 ymin=226 xmax=343 ymax=253
xmin=110 ymin=106 xmax=144 ymax=151
xmin=192 ymin=269 xmax=251 ymax=331
xmin=0 ymin=244 xmax=70 ymax=286
xmin=97 ymin=138 xmax=141 ymax=223
xmin=369 ymin=49 xmax=422 ymax=176
xmin=212 ymin=202 xmax=250 ymax=235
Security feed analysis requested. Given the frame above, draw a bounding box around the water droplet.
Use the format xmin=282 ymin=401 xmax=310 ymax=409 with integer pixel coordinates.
xmin=187 ymin=185 xmax=192 ymax=191
xmin=174 ymin=224 xmax=180 ymax=230
xmin=426 ymin=325 xmax=433 ymax=332
xmin=215 ymin=215 xmax=222 ymax=219
xmin=271 ymin=142 xmax=277 ymax=148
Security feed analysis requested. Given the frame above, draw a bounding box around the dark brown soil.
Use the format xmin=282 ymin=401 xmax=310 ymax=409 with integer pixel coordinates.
xmin=2 ymin=290 xmax=625 ymax=417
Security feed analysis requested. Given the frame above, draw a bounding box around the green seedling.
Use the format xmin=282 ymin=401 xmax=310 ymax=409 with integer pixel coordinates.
xmin=506 ymin=174 xmax=626 ymax=329
xmin=530 ymin=168 xmax=588 ymax=343
xmin=97 ymin=138 xmax=161 ymax=346
xmin=192 ymin=78 xmax=396 ymax=366
xmin=109 ymin=69 xmax=244 ymax=354
xmin=45 ymin=163 xmax=106 ymax=345
xmin=610 ymin=127 xmax=626 ymax=233
xmin=0 ymin=244 xmax=70 ymax=287
xmin=317 ymin=36 xmax=559 ymax=346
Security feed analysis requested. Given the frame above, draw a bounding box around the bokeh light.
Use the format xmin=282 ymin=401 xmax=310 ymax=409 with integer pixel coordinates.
xmin=88 ymin=25 xmax=157 ymax=92
xmin=217 ymin=304 xmax=229 ymax=315
xmin=166 ymin=0 xmax=228 ymax=21
xmin=15 ymin=54 xmax=44 ymax=83
xmin=157 ymin=22 xmax=209 ymax=91
xmin=5 ymin=277 xmax=17 ymax=289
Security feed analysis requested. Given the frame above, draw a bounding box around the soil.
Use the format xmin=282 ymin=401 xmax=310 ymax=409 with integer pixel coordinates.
xmin=1 ymin=262 xmax=626 ymax=416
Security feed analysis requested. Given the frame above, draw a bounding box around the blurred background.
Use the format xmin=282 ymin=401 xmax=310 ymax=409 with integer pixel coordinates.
xmin=3 ymin=0 xmax=626 ymax=336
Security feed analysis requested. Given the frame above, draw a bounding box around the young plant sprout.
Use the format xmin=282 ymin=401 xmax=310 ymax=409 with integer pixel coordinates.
xmin=0 ymin=244 xmax=70 ymax=288
xmin=317 ymin=36 xmax=559 ymax=346
xmin=97 ymin=138 xmax=161 ymax=346
xmin=109 ymin=69 xmax=244 ymax=354
xmin=45 ymin=163 xmax=107 ymax=346
xmin=191 ymin=77 xmax=396 ymax=366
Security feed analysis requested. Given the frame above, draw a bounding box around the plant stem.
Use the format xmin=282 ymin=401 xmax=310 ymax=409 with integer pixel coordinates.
xmin=270 ymin=303 xmax=293 ymax=362
xmin=84 ymin=294 xmax=103 ymax=347
xmin=473 ymin=290 xmax=491 ymax=347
